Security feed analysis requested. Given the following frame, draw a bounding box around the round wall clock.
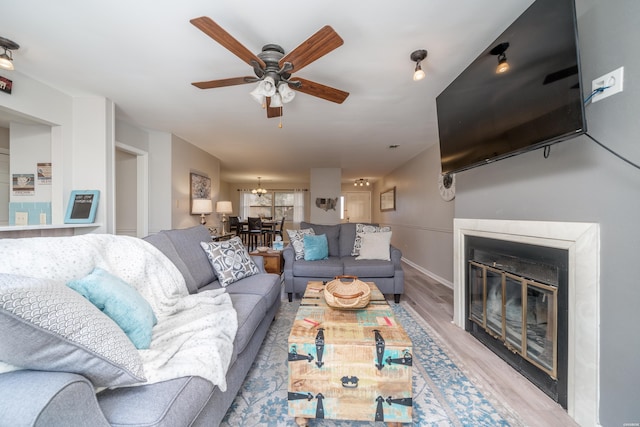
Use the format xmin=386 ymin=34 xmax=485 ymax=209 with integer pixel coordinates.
xmin=438 ymin=173 xmax=456 ymax=201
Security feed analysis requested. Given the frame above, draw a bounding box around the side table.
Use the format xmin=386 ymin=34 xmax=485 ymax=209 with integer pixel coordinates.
xmin=250 ymin=249 xmax=283 ymax=275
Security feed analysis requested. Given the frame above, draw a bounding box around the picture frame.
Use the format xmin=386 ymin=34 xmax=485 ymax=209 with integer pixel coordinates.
xmin=380 ymin=186 xmax=396 ymax=212
xmin=64 ymin=190 xmax=100 ymax=224
xmin=190 ymin=172 xmax=211 ymax=213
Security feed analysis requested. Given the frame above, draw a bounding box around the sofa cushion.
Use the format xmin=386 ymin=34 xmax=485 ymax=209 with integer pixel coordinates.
xmin=98 ymin=376 xmax=213 ymax=427
xmin=351 ymin=223 xmax=391 ymax=256
xmin=0 ymin=273 xmax=146 ymax=387
xmin=67 ymin=267 xmax=157 ymax=349
xmin=338 ymin=222 xmax=359 ymax=257
xmin=221 ymin=273 xmax=281 ymax=311
xmin=144 ymin=232 xmax=199 ymax=294
xmin=303 ymin=234 xmax=329 ymax=261
xmin=200 ymin=237 xmax=260 ymax=287
xmin=356 ymin=231 xmax=392 ymax=261
xmin=293 ymin=257 xmax=344 ymax=278
xmin=163 ymin=226 xmax=216 ymax=290
xmin=342 ymin=257 xmax=395 ymax=277
xmin=229 ymin=294 xmax=267 ymax=355
xmin=301 ymin=222 xmax=340 ymax=257
xmin=287 ymin=228 xmax=315 ymax=260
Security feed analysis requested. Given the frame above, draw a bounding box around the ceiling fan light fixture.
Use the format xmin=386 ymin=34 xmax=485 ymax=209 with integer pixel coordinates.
xmin=260 ymin=76 xmax=277 ymax=97
xmin=278 ymin=82 xmax=296 ymax=103
xmin=410 ymin=49 xmax=428 ymax=81
xmin=270 ymin=92 xmax=283 ymax=108
xmin=0 ymin=37 xmax=19 ymax=71
xmin=250 ymin=86 xmax=266 ymax=106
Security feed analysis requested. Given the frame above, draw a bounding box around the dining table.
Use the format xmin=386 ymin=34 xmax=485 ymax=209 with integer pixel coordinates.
xmin=236 ymin=219 xmax=277 ymax=249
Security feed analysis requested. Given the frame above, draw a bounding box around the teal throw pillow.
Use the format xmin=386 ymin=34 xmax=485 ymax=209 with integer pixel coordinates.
xmin=67 ymin=267 xmax=157 ymax=349
xmin=303 ymin=234 xmax=329 ymax=261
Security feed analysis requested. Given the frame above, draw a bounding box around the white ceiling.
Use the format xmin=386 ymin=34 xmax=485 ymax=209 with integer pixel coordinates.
xmin=0 ymin=0 xmax=535 ymax=184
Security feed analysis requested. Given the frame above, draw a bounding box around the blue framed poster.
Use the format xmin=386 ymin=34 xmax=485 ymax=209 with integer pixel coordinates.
xmin=64 ymin=190 xmax=100 ymax=224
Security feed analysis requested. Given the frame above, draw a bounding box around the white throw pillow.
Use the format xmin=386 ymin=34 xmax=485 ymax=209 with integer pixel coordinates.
xmin=356 ymin=231 xmax=392 ymax=261
xmin=351 ymin=224 xmax=391 ymax=256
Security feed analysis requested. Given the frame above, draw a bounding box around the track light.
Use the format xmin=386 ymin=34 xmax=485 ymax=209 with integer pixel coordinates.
xmin=410 ymin=49 xmax=428 ymax=81
xmin=0 ymin=37 xmax=19 ymax=71
xmin=354 ymin=178 xmax=370 ymax=187
xmin=490 ymin=42 xmax=510 ymax=74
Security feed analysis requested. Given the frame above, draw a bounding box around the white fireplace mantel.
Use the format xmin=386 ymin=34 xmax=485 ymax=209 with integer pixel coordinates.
xmin=453 ymin=219 xmax=600 ymax=427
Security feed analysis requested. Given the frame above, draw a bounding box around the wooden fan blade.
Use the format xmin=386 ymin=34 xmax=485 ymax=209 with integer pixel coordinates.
xmin=266 ymin=97 xmax=283 ymax=118
xmin=190 ymin=16 xmax=265 ymax=68
xmin=192 ymin=76 xmax=255 ymax=89
xmin=290 ymin=78 xmax=349 ymax=104
xmin=280 ymin=26 xmax=343 ymax=73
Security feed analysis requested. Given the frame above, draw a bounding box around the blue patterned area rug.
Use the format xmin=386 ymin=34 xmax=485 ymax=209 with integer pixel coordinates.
xmin=221 ymin=300 xmax=525 ymax=426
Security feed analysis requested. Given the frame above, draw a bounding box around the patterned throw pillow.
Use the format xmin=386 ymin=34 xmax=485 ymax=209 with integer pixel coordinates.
xmin=351 ymin=223 xmax=392 ymax=256
xmin=286 ymin=228 xmax=315 ymax=260
xmin=0 ymin=273 xmax=146 ymax=387
xmin=200 ymin=237 xmax=260 ymax=287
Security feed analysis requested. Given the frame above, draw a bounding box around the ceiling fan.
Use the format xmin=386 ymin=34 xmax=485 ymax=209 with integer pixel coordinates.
xmin=190 ymin=17 xmax=349 ymax=118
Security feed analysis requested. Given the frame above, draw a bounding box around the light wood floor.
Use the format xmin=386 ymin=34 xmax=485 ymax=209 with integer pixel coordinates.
xmin=398 ymin=263 xmax=578 ymax=427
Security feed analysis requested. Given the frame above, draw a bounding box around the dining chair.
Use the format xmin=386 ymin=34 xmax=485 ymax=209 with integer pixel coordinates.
xmin=229 ymin=216 xmax=248 ymax=244
xmin=247 ymin=217 xmax=264 ymax=250
xmin=264 ymin=217 xmax=285 ymax=248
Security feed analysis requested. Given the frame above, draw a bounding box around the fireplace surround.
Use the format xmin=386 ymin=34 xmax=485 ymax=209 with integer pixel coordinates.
xmin=453 ymin=219 xmax=599 ymax=427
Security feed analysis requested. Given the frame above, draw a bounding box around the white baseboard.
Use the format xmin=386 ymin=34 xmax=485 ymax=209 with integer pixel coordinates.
xmin=401 ymin=258 xmax=453 ymax=289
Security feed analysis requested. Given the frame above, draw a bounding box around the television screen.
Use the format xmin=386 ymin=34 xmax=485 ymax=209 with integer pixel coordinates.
xmin=437 ymin=0 xmax=586 ymax=174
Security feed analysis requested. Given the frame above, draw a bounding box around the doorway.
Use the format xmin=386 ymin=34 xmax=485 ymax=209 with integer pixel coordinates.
xmin=115 ymin=143 xmax=148 ymax=237
xmin=342 ymin=191 xmax=371 ymax=223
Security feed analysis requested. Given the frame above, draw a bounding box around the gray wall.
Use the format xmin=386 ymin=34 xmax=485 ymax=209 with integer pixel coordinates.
xmin=454 ymin=1 xmax=639 ymax=425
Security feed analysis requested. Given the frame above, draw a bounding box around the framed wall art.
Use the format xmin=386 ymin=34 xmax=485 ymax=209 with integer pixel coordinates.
xmin=190 ymin=172 xmax=211 ymax=213
xmin=380 ymin=186 xmax=396 ymax=212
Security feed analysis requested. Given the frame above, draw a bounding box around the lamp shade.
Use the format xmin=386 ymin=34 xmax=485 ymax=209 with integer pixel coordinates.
xmin=192 ymin=199 xmax=213 ymax=214
xmin=216 ymin=200 xmax=233 ymax=214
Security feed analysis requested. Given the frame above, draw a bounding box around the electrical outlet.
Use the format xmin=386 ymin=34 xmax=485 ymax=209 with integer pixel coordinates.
xmin=15 ymin=212 xmax=28 ymax=226
xmin=591 ymin=66 xmax=624 ymax=103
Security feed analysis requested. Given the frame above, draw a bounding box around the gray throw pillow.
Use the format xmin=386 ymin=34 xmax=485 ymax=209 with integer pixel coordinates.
xmin=0 ymin=273 xmax=146 ymax=387
xmin=200 ymin=237 xmax=260 ymax=287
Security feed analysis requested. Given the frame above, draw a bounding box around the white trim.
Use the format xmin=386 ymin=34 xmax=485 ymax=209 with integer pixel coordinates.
xmin=401 ymin=258 xmax=453 ymax=289
xmin=453 ymin=218 xmax=599 ymax=427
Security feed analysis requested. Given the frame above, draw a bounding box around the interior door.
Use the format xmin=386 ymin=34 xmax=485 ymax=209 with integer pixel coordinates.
xmin=343 ymin=191 xmax=371 ymax=223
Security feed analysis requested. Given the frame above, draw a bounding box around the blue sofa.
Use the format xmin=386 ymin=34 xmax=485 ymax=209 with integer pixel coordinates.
xmin=0 ymin=226 xmax=281 ymax=427
xmin=283 ymin=222 xmax=404 ymax=303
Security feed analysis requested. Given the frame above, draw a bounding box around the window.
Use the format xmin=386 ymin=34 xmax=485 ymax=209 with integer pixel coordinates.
xmin=246 ymin=191 xmax=295 ymax=221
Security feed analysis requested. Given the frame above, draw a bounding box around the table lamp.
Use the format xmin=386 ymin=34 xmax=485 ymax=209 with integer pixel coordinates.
xmin=192 ymin=199 xmax=213 ymax=225
xmin=216 ymin=201 xmax=233 ymax=235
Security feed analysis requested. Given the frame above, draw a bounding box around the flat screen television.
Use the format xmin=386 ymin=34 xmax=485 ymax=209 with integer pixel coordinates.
xmin=436 ymin=0 xmax=586 ymax=175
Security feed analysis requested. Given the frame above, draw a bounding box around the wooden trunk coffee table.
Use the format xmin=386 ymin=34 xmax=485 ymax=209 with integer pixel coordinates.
xmin=288 ymin=281 xmax=412 ymax=426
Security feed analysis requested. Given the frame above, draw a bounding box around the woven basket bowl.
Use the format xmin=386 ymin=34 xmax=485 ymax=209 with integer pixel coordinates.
xmin=324 ymin=275 xmax=371 ymax=309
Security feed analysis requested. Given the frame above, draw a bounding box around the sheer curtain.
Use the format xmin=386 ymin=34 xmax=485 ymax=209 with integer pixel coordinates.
xmin=293 ymin=190 xmax=305 ymax=224
xmin=239 ymin=192 xmax=251 ymax=219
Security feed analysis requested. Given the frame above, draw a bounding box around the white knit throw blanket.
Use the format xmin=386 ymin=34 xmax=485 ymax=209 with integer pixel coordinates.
xmin=0 ymin=234 xmax=238 ymax=391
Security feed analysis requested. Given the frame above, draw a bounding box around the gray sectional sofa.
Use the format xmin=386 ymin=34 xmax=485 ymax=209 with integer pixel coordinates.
xmin=283 ymin=222 xmax=404 ymax=303
xmin=0 ymin=225 xmax=281 ymax=427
